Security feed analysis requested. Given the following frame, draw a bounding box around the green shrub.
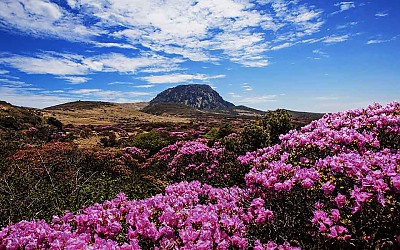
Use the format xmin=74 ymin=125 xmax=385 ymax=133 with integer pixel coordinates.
xmin=230 ymin=109 xmax=294 ymax=154
xmin=130 ymin=130 xmax=173 ymax=155
xmin=261 ymin=109 xmax=294 ymax=145
xmin=239 ymin=122 xmax=271 ymax=153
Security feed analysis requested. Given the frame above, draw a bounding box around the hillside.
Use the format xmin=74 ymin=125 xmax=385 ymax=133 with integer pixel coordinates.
xmin=0 ymin=101 xmax=44 ymax=130
xmin=44 ymin=101 xmax=188 ymax=125
xmin=44 ymin=100 xmax=116 ymax=111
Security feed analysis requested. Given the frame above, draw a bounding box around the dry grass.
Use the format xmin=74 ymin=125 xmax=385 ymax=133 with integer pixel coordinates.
xmin=42 ymin=103 xmax=189 ymax=126
xmin=74 ymin=136 xmax=101 ymax=149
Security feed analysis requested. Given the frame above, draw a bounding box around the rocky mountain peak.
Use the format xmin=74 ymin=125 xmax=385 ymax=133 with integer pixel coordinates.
xmin=150 ymin=84 xmax=234 ymax=110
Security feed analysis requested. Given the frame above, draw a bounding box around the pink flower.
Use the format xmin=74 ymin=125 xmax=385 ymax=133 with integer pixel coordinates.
xmin=334 ymin=193 xmax=347 ymax=208
xmin=314 ymin=202 xmax=324 ymax=210
xmin=301 ymin=178 xmax=314 ymax=189
xmin=330 ymin=209 xmax=340 ymax=222
xmin=391 ymin=175 xmax=400 ymax=193
xmin=322 ymin=181 xmax=335 ymax=196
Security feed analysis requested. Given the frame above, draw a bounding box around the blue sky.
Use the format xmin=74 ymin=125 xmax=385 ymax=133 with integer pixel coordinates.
xmin=0 ymin=0 xmax=398 ymax=112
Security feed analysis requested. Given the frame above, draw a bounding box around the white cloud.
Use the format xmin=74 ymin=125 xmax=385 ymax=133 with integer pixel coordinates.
xmin=107 ymin=82 xmax=156 ymax=88
xmin=0 ymin=0 xmax=326 ymax=68
xmin=315 ymin=96 xmax=342 ymax=101
xmin=0 ymin=53 xmax=89 ymax=75
xmin=93 ymin=42 xmax=136 ymax=49
xmin=134 ymin=84 xmax=155 ymax=88
xmin=0 ymin=70 xmax=9 ymax=74
xmin=68 ymin=88 xmax=153 ymax=102
xmin=270 ymin=42 xmax=292 ymax=51
xmin=336 ymin=21 xmax=358 ymax=29
xmin=334 ymin=2 xmax=356 ymax=12
xmin=69 ymin=88 xmax=102 ymax=95
xmin=366 ymin=35 xmax=399 ymax=45
xmin=140 ymin=65 xmax=184 ymax=73
xmin=0 ymin=78 xmax=32 ymax=87
xmin=236 ymin=59 xmax=270 ymax=67
xmin=0 ymin=52 xmax=182 ymax=76
xmin=241 ymin=83 xmax=253 ymax=91
xmin=232 ymin=95 xmax=278 ymax=105
xmin=0 ymin=0 xmax=100 ymax=42
xmin=97 ymin=53 xmax=182 ymax=74
xmin=323 ymin=34 xmax=349 ymax=43
xmin=242 ymin=86 xmax=253 ymax=91
xmin=312 ymin=49 xmax=329 ymax=58
xmin=293 ymin=10 xmax=321 ymax=23
xmin=58 ymin=76 xmax=91 ymax=84
xmin=375 ymin=12 xmax=388 ymax=17
xmin=228 ymin=92 xmax=242 ymax=98
xmin=0 ymin=85 xmax=155 ymax=108
xmin=366 ymin=39 xmax=386 ymax=45
xmin=0 ymin=86 xmax=74 ymax=108
xmin=140 ymin=73 xmax=225 ymax=84
xmin=108 ymin=81 xmax=135 ymax=85
xmin=41 ymin=90 xmax=65 ymax=94
xmin=66 ymin=0 xmax=78 ymax=9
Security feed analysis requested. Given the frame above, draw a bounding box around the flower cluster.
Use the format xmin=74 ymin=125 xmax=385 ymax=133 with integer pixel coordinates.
xmin=146 ymin=139 xmax=233 ymax=183
xmin=0 ymin=182 xmax=289 ymax=249
xmin=240 ymin=102 xmax=400 ymax=245
xmin=280 ymin=102 xmax=400 ymax=153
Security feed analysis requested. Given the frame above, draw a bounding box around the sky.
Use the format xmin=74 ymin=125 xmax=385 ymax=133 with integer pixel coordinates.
xmin=0 ymin=0 xmax=399 ymax=113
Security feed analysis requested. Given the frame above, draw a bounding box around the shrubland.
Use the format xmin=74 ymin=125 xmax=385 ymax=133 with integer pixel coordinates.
xmin=0 ymin=103 xmax=399 ymax=249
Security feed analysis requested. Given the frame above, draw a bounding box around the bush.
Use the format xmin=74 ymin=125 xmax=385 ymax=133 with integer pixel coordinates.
xmin=0 ymin=182 xmax=291 ymax=249
xmin=100 ymin=131 xmax=119 ymax=147
xmin=146 ymin=139 xmax=245 ymax=187
xmin=0 ymin=143 xmax=165 ymax=227
xmin=204 ymin=123 xmax=234 ymax=142
xmin=239 ymin=102 xmax=400 ymax=249
xmin=232 ymin=109 xmax=294 ymax=154
xmin=47 ymin=117 xmax=63 ymax=130
xmin=261 ymin=109 xmax=294 ymax=145
xmin=239 ymin=123 xmax=271 ymax=153
xmin=129 ymin=130 xmax=174 ymax=155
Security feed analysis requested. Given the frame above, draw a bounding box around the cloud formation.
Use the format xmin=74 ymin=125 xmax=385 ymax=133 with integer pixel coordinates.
xmin=375 ymin=12 xmax=388 ymax=17
xmin=58 ymin=76 xmax=91 ymax=84
xmin=0 ymin=0 xmax=327 ymax=68
xmin=334 ymin=2 xmax=356 ymax=12
xmin=323 ymin=35 xmax=349 ymax=43
xmin=366 ymin=35 xmax=399 ymax=45
xmin=0 ymin=51 xmax=182 ymax=76
xmin=139 ymin=73 xmax=225 ymax=84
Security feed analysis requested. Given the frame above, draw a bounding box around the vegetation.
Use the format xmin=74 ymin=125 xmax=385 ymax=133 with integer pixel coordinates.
xmin=0 ymin=102 xmax=399 ymax=249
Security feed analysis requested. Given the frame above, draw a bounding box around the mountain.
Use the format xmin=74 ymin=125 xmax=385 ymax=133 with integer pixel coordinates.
xmin=150 ymin=84 xmax=234 ymax=110
xmin=144 ymin=84 xmax=324 ymax=125
xmin=45 ymin=100 xmax=116 ymax=111
xmin=38 ymin=85 xmax=324 ymax=126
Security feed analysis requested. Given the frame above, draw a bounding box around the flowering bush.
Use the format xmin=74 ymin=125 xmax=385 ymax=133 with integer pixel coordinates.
xmin=1 ymin=102 xmax=399 ymax=249
xmin=240 ymin=102 xmax=400 ymax=248
xmin=0 ymin=182 xmax=296 ymax=249
xmin=146 ymin=139 xmax=244 ymax=187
